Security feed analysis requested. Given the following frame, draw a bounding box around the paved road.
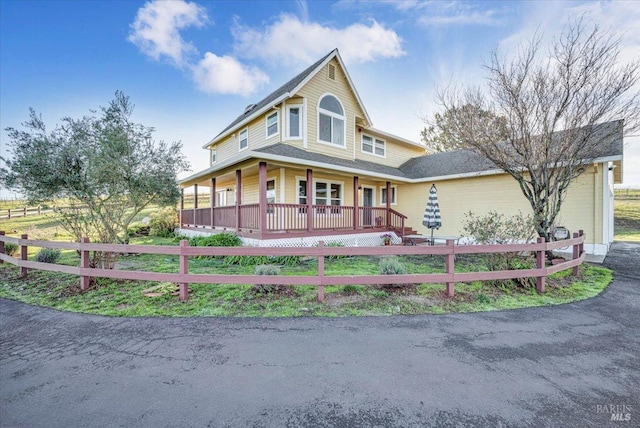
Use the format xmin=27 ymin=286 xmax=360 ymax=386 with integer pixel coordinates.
xmin=1 ymin=243 xmax=638 ymax=427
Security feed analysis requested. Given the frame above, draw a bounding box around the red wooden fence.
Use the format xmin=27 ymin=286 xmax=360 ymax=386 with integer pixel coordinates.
xmin=0 ymin=230 xmax=586 ymax=303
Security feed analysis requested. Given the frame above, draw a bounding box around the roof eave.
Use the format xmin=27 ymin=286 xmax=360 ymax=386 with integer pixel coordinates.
xmin=201 ymin=92 xmax=291 ymax=149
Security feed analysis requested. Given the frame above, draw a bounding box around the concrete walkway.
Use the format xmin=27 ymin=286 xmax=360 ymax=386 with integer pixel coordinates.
xmin=1 ymin=243 xmax=638 ymax=427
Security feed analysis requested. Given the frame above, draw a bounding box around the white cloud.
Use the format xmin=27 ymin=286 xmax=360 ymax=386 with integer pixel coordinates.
xmin=192 ymin=53 xmax=269 ymax=96
xmin=128 ymin=0 xmax=208 ymax=67
xmin=418 ymin=9 xmax=501 ymax=26
xmin=232 ymin=14 xmax=405 ymax=66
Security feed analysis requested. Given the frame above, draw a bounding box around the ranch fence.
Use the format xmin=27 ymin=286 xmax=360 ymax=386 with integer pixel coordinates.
xmin=0 ymin=230 xmax=586 ymax=302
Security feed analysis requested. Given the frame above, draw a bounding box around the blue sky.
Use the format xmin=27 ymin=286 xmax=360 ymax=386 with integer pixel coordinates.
xmin=1 ymin=0 xmax=638 ymax=198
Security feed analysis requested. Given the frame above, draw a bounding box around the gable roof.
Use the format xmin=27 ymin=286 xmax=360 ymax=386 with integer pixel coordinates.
xmin=203 ymin=49 xmax=372 ymax=149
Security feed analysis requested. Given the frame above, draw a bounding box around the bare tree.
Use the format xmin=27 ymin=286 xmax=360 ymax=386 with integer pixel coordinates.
xmin=427 ymin=19 xmax=640 ymax=248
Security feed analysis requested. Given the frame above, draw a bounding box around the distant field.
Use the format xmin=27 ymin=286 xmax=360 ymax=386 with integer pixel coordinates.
xmin=614 ymin=197 xmax=640 ymax=242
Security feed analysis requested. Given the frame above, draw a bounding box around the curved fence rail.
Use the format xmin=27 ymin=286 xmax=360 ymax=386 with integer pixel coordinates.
xmin=0 ymin=230 xmax=586 ymax=302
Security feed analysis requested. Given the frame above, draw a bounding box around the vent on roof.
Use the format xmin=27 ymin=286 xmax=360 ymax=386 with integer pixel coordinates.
xmin=328 ymin=64 xmax=336 ymax=81
xmin=244 ymin=104 xmax=257 ymax=114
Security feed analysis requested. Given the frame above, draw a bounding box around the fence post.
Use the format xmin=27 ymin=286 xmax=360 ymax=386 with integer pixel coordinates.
xmin=38 ymin=206 xmax=41 ymax=215
xmin=23 ymin=207 xmax=27 ymax=217
xmin=20 ymin=234 xmax=28 ymax=277
xmin=318 ymin=240 xmax=325 ymax=302
xmin=179 ymin=239 xmax=189 ymax=302
xmin=536 ymin=237 xmax=545 ymax=293
xmin=80 ymin=237 xmax=90 ymax=291
xmin=7 ymin=209 xmax=10 ymax=219
xmin=0 ymin=231 xmax=5 ymax=263
xmin=572 ymin=232 xmax=579 ymax=276
xmin=579 ymin=230 xmax=584 ymax=259
xmin=445 ymin=239 xmax=455 ymax=297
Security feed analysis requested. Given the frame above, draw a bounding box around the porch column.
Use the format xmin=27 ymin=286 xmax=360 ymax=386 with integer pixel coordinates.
xmin=353 ymin=176 xmax=359 ymax=230
xmin=258 ymin=162 xmax=267 ymax=239
xmin=235 ymin=169 xmax=242 ymax=230
xmin=385 ymin=181 xmax=391 ymax=227
xmin=306 ymin=169 xmax=313 ymax=232
xmin=210 ymin=178 xmax=216 ymax=228
xmin=193 ymin=184 xmax=198 ymax=227
xmin=180 ymin=188 xmax=184 ymax=227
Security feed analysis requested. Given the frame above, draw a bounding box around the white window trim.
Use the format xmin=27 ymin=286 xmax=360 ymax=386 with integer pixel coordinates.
xmin=295 ymin=176 xmax=344 ymax=215
xmin=216 ymin=190 xmax=227 ymax=207
xmin=317 ymin=93 xmax=346 ymax=148
xmin=380 ymin=185 xmax=398 ymax=206
xmin=285 ymin=104 xmax=303 ymax=140
xmin=210 ymin=147 xmax=217 ymax=165
xmin=361 ymin=134 xmax=386 ymax=158
xmin=238 ymin=128 xmax=248 ymax=151
xmin=265 ymin=111 xmax=279 ymax=139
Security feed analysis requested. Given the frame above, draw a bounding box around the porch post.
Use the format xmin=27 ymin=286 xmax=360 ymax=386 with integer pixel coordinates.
xmin=210 ymin=178 xmax=216 ymax=228
xmin=235 ymin=169 xmax=242 ymax=230
xmin=259 ymin=161 xmax=267 ymax=239
xmin=306 ymin=169 xmax=313 ymax=232
xmin=179 ymin=188 xmax=184 ymax=227
xmin=353 ymin=176 xmax=359 ymax=230
xmin=193 ymin=184 xmax=198 ymax=227
xmin=385 ymin=181 xmax=391 ymax=228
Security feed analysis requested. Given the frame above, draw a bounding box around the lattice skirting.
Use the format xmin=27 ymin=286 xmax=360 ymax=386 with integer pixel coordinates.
xmin=175 ymin=228 xmax=401 ymax=247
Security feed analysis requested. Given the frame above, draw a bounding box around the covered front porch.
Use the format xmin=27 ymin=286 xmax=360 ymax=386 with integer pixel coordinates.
xmin=179 ymin=161 xmax=408 ymax=239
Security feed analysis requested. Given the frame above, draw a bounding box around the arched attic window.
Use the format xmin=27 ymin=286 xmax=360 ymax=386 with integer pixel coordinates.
xmin=318 ymin=94 xmax=345 ymax=147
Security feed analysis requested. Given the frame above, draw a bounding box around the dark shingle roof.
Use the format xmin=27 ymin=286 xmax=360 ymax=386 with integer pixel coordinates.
xmin=401 ymin=120 xmax=624 ymax=179
xmin=253 ymin=120 xmax=623 ymax=181
xmin=254 ymin=144 xmax=410 ymax=178
xmin=214 ymin=50 xmax=336 ymax=140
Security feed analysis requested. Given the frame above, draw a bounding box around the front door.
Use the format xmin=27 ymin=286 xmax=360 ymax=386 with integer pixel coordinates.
xmin=363 ymin=188 xmax=373 ymax=226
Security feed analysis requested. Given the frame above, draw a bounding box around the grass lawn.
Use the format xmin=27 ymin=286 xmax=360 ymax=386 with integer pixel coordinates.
xmin=614 ymin=197 xmax=640 ymax=242
xmin=0 ymin=207 xmax=614 ymax=317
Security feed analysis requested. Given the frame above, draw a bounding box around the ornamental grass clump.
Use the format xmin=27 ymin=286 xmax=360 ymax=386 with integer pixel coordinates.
xmin=253 ymin=264 xmax=289 ymax=294
xmin=379 ymin=256 xmax=407 ymax=289
xmin=34 ymin=248 xmax=61 ymax=264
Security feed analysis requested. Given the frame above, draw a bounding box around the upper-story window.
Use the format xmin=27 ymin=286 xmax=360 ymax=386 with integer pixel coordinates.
xmin=266 ymin=111 xmax=279 ymax=138
xmin=210 ymin=148 xmax=217 ymax=164
xmin=239 ymin=128 xmax=248 ymax=151
xmin=362 ymin=135 xmax=385 ymax=157
xmin=286 ymin=105 xmax=302 ymax=139
xmin=318 ymin=94 xmax=345 ymax=147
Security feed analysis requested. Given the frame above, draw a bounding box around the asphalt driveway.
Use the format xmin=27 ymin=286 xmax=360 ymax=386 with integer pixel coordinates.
xmin=1 ymin=242 xmax=638 ymax=427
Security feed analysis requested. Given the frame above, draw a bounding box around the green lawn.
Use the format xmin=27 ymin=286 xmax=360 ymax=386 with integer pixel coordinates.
xmin=614 ymin=198 xmax=640 ymax=242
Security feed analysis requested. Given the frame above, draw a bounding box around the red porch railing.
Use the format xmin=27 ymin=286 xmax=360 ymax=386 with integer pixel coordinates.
xmin=180 ymin=203 xmax=407 ymax=237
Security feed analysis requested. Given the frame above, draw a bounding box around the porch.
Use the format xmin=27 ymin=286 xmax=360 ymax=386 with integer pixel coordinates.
xmin=180 ymin=203 xmax=407 ymax=239
xmin=179 ymin=161 xmax=408 ymax=239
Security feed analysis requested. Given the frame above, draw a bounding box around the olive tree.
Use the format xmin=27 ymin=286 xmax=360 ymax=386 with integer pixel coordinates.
xmin=425 ymin=20 xmax=639 ymax=247
xmin=3 ymin=91 xmax=190 ymax=267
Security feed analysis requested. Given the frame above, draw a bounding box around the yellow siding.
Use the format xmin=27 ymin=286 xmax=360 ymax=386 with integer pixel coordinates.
xmin=396 ymin=167 xmax=604 ymax=245
xmin=296 ymin=58 xmax=365 ymax=160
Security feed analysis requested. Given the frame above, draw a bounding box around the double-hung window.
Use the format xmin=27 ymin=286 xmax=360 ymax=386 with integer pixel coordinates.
xmin=210 ymin=148 xmax=217 ymax=165
xmin=318 ymin=94 xmax=345 ymax=146
xmin=239 ymin=128 xmax=248 ymax=151
xmin=362 ymin=135 xmax=385 ymax=157
xmin=381 ymin=186 xmax=397 ymax=205
xmin=266 ymin=112 xmax=278 ymax=138
xmin=315 ymin=181 xmax=342 ymax=214
xmin=286 ymin=105 xmax=302 ymax=139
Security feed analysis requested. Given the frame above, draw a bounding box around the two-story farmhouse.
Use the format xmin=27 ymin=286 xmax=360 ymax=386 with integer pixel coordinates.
xmin=179 ymin=49 xmax=623 ymax=255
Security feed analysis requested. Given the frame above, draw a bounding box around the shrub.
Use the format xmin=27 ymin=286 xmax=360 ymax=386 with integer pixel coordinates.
xmin=379 ymin=256 xmax=407 ymax=289
xmin=462 ymin=211 xmax=536 ymax=288
xmin=318 ymin=241 xmax=345 ymax=260
xmin=127 ymin=223 xmax=150 ymax=237
xmin=149 ymin=207 xmax=178 ymax=238
xmin=35 ymin=248 xmax=61 ymax=264
xmin=475 ymin=293 xmax=491 ymax=304
xmin=4 ymin=242 xmax=18 ymax=257
xmin=253 ymin=264 xmax=288 ymax=294
xmin=189 ymin=233 xmax=242 ymax=248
